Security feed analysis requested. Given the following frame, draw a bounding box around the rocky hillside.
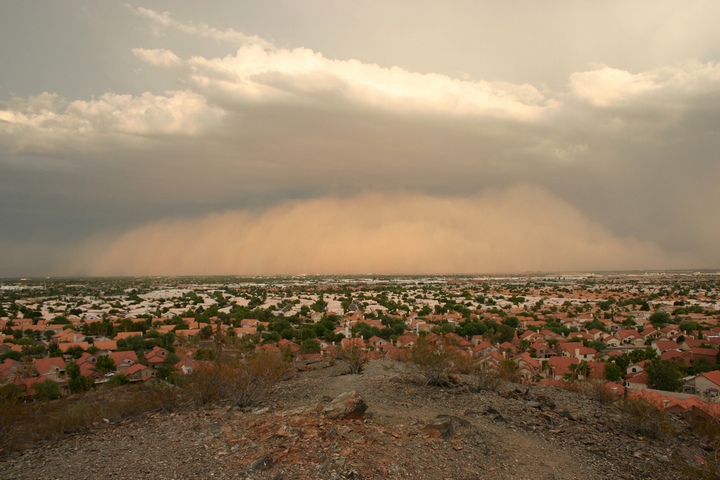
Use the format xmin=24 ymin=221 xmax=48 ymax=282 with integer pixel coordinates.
xmin=1 ymin=360 xmax=716 ymax=479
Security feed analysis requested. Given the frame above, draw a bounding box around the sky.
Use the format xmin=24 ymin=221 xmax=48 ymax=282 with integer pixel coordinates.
xmin=1 ymin=1 xmax=719 ymax=277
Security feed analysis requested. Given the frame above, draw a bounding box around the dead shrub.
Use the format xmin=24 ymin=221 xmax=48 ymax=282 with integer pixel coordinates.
xmin=405 ymin=337 xmax=460 ymax=387
xmin=185 ymin=350 xmax=289 ymax=408
xmin=498 ymin=359 xmax=519 ymax=383
xmin=471 ymin=368 xmax=503 ymax=392
xmin=557 ymin=380 xmax=617 ymax=405
xmin=233 ymin=349 xmax=290 ymax=407
xmin=616 ymin=397 xmax=676 ymax=439
xmin=335 ymin=344 xmax=369 ymax=375
xmin=680 ymin=448 xmax=720 ymax=480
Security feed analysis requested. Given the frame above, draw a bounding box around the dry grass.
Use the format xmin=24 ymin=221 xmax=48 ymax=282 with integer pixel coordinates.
xmin=0 ymin=350 xmax=289 ymax=456
xmin=0 ymin=383 xmax=180 ymax=455
xmin=615 ymin=397 xmax=677 ymax=440
xmin=557 ymin=379 xmax=618 ymax=405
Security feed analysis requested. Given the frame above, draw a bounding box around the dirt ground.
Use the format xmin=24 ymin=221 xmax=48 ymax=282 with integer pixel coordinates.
xmin=0 ymin=359 xmax=705 ymax=479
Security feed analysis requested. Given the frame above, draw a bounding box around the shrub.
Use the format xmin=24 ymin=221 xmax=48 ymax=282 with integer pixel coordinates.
xmin=616 ymin=397 xmax=676 ymax=439
xmin=405 ymin=336 xmax=459 ymax=387
xmin=471 ymin=368 xmax=503 ymax=392
xmin=32 ymin=380 xmax=61 ymax=400
xmin=336 ymin=344 xmax=368 ymax=375
xmin=185 ymin=350 xmax=289 ymax=408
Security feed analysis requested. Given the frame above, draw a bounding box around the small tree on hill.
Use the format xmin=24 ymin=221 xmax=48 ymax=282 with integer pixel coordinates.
xmin=336 ymin=343 xmax=368 ymax=375
xmin=645 ymin=358 xmax=684 ymax=392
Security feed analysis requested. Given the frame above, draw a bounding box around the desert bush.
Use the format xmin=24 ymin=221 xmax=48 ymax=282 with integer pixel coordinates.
xmin=232 ymin=350 xmax=289 ymax=407
xmin=0 ymin=382 xmax=185 ymax=456
xmin=32 ymin=380 xmax=61 ymax=400
xmin=336 ymin=344 xmax=369 ymax=375
xmin=0 ymin=397 xmax=31 ymax=453
xmin=471 ymin=368 xmax=503 ymax=392
xmin=185 ymin=350 xmax=289 ymax=408
xmin=405 ymin=336 xmax=460 ymax=387
xmin=616 ymin=397 xmax=676 ymax=439
xmin=680 ymin=448 xmax=720 ymax=480
xmin=498 ymin=359 xmax=519 ymax=382
xmin=558 ymin=379 xmax=617 ymax=405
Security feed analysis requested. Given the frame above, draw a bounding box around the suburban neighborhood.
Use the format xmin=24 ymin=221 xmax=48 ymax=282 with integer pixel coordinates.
xmin=2 ymin=272 xmax=720 ymax=412
xmin=2 ymin=272 xmax=720 ymax=478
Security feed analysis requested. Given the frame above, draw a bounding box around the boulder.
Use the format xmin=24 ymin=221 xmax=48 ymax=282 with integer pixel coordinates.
xmin=321 ymin=390 xmax=368 ymax=420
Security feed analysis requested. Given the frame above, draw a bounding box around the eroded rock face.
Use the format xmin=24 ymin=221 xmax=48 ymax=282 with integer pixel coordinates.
xmin=321 ymin=390 xmax=368 ymax=420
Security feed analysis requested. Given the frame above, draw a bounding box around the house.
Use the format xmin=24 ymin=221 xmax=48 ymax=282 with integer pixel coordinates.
xmin=109 ymin=351 xmax=139 ymax=372
xmin=278 ymin=339 xmax=301 ymax=354
xmin=615 ymin=329 xmax=640 ymax=345
xmin=233 ymin=326 xmax=257 ymax=338
xmin=93 ymin=340 xmax=117 ymax=353
xmin=652 ymin=340 xmax=680 ymax=355
xmin=660 ymin=350 xmax=692 ymax=369
xmin=145 ymin=346 xmax=168 ymax=368
xmin=59 ymin=342 xmax=90 ymax=353
xmin=558 ymin=343 xmax=597 ymax=361
xmin=514 ymin=352 xmax=541 ymax=382
xmin=684 ymin=371 xmax=720 ymax=397
xmin=690 ymin=347 xmax=719 ymax=367
xmin=625 ymin=372 xmax=649 ymax=390
xmin=546 ymin=357 xmax=578 ymax=380
xmin=529 ymin=341 xmax=555 ymax=359
xmin=477 ymin=351 xmax=505 ymax=371
xmin=175 ymin=359 xmax=197 ymax=375
xmin=33 ymin=357 xmax=66 ymax=382
xmin=396 ymin=333 xmax=418 ymax=348
xmin=472 ymin=340 xmax=497 ymax=358
xmin=368 ymin=336 xmax=390 ymax=349
xmin=0 ymin=358 xmax=24 ymax=380
xmin=340 ymin=337 xmax=365 ymax=349
xmin=123 ymin=364 xmax=155 ymax=382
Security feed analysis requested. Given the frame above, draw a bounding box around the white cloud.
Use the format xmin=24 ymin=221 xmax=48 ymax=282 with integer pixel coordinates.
xmin=72 ymin=188 xmax=692 ymax=276
xmin=126 ymin=5 xmax=274 ymax=49
xmin=0 ymin=90 xmax=224 ymax=152
xmin=570 ymin=61 xmax=720 ymax=106
xmin=149 ymin=43 xmax=552 ymax=120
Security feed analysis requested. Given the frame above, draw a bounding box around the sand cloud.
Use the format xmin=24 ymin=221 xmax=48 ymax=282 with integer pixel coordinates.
xmin=74 ymin=188 xmax=690 ymax=276
xmin=1 ymin=6 xmax=718 ymax=276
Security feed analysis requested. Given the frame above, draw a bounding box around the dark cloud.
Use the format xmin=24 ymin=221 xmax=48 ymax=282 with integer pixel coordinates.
xmin=1 ymin=7 xmax=719 ymax=275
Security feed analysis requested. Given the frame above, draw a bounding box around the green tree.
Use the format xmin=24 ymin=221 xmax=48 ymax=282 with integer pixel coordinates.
xmin=502 ymin=317 xmax=519 ymax=328
xmin=604 ymin=362 xmax=623 ymax=382
xmin=33 ymin=379 xmax=61 ymax=400
xmin=66 ymin=361 xmax=94 ymax=392
xmin=300 ymin=338 xmax=321 ymax=354
xmin=645 ymin=358 xmax=684 ymax=392
xmin=649 ymin=311 xmax=671 ymax=328
xmin=94 ymin=355 xmax=116 ymax=374
xmin=497 ymin=324 xmax=516 ymax=343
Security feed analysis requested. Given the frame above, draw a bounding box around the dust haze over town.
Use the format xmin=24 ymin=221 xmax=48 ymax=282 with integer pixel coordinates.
xmin=2 ymin=2 xmax=720 ymax=478
xmin=1 ymin=2 xmax=719 ymax=278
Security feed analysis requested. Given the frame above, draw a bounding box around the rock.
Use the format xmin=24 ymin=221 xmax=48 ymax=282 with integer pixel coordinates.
xmin=248 ymin=454 xmax=274 ymax=471
xmin=559 ymin=410 xmax=576 ymax=421
xmin=321 ymin=391 xmax=368 ymax=420
xmin=536 ymin=395 xmax=556 ymax=410
xmin=423 ymin=417 xmax=455 ymax=439
xmin=423 ymin=415 xmax=474 ymax=440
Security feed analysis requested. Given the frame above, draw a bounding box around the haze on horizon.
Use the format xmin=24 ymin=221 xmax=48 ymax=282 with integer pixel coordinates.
xmin=1 ymin=1 xmax=719 ymax=277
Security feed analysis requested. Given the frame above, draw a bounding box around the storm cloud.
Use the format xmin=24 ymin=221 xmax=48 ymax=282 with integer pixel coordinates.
xmin=1 ymin=3 xmax=718 ymax=276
